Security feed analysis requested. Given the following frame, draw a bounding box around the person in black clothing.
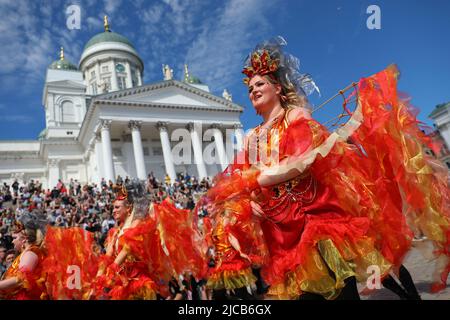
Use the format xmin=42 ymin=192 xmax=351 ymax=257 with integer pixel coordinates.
xmin=381 ymin=265 xmax=421 ymax=300
xmin=167 ymin=277 xmax=185 ymax=300
xmin=11 ymin=180 xmax=19 ymax=193
xmin=50 ymin=187 xmax=60 ymax=199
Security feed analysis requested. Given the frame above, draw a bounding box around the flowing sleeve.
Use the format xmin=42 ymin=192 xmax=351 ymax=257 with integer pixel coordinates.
xmin=41 ymin=226 xmax=100 ymax=299
xmin=351 ymin=65 xmax=450 ymax=291
xmin=151 ymin=199 xmax=209 ymax=279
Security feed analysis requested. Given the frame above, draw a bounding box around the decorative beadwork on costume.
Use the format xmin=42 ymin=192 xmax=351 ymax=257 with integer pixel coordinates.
xmin=262 ymin=173 xmax=317 ymax=224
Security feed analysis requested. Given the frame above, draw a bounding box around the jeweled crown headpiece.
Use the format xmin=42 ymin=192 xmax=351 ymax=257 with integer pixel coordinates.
xmin=242 ymin=50 xmax=279 ymax=84
xmin=113 ymin=184 xmax=128 ymax=202
xmin=242 ymin=36 xmax=320 ymax=97
xmin=113 ymin=180 xmax=149 ymax=219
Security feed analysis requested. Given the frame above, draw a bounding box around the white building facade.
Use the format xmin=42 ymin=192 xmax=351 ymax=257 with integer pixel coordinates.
xmin=0 ymin=20 xmax=244 ymax=189
xmin=428 ymin=102 xmax=450 ymax=171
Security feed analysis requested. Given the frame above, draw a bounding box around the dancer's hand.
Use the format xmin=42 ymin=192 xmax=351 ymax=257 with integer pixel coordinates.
xmin=239 ymin=252 xmax=252 ymax=263
xmin=250 ymin=201 xmax=264 ymax=218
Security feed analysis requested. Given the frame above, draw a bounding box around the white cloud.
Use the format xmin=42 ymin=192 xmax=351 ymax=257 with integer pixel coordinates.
xmin=142 ymin=4 xmax=164 ymax=24
xmin=185 ymin=0 xmax=277 ymax=91
xmin=103 ymin=0 xmax=122 ymax=14
xmin=0 ymin=1 xmax=50 ymax=79
xmin=0 ymin=0 xmax=278 ymax=94
xmin=86 ymin=16 xmax=103 ymax=31
xmin=0 ymin=0 xmax=86 ymax=89
xmin=135 ymin=0 xmax=277 ymax=87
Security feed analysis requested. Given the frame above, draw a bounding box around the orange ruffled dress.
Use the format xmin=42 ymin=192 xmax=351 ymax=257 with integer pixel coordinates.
xmin=0 ymin=245 xmax=45 ymax=300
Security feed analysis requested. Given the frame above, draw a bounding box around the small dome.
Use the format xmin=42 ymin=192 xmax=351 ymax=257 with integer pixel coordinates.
xmin=49 ymin=58 xmax=78 ymax=71
xmin=84 ymin=31 xmax=135 ymax=51
xmin=49 ymin=47 xmax=78 ymax=71
xmin=184 ymin=75 xmax=203 ymax=84
xmin=182 ymin=64 xmax=203 ymax=84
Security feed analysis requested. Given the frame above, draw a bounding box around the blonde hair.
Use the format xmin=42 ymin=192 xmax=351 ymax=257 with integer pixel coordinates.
xmin=22 ymin=228 xmax=44 ymax=246
xmin=264 ymin=75 xmax=310 ymax=111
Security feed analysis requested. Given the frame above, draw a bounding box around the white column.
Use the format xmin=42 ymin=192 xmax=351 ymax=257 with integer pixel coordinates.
xmin=94 ymin=133 xmax=104 ymax=183
xmin=81 ymin=157 xmax=88 ymax=184
xmin=129 ymin=120 xmax=147 ymax=180
xmin=157 ymin=122 xmax=176 ymax=183
xmin=211 ymin=123 xmax=228 ymax=171
xmin=47 ymin=159 xmax=60 ymax=189
xmin=100 ymin=120 xmax=115 ymax=182
xmin=125 ymin=62 xmax=133 ymax=89
xmin=122 ymin=133 xmax=136 ymax=178
xmin=111 ymin=59 xmax=119 ymax=91
xmin=233 ymin=123 xmax=244 ymax=152
xmin=188 ymin=122 xmax=207 ymax=179
xmin=137 ymin=69 xmax=142 ymax=86
xmin=95 ymin=61 xmax=101 ymax=82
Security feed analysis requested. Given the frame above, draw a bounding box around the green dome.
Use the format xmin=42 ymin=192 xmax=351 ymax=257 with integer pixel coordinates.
xmin=184 ymin=75 xmax=203 ymax=84
xmin=49 ymin=58 xmax=78 ymax=71
xmin=84 ymin=31 xmax=135 ymax=50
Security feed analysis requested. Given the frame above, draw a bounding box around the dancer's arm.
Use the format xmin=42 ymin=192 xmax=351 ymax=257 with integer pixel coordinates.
xmin=0 ymin=251 xmax=38 ymax=291
xmin=0 ymin=277 xmax=19 ymax=291
xmin=229 ymin=233 xmax=251 ymax=262
xmin=113 ymin=248 xmax=128 ymax=266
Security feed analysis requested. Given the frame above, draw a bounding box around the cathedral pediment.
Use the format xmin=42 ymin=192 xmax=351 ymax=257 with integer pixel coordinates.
xmin=93 ymin=80 xmax=243 ymax=111
xmin=46 ymin=80 xmax=86 ymax=89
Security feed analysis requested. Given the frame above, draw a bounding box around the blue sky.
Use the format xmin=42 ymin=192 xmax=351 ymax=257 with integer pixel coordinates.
xmin=0 ymin=0 xmax=449 ymax=140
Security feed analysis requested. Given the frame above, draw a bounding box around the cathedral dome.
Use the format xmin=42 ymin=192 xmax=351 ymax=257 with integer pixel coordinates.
xmin=79 ymin=16 xmax=143 ymax=75
xmin=84 ymin=30 xmax=134 ymax=51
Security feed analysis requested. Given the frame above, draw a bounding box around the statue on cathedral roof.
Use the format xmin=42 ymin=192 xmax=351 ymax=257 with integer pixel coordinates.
xmin=162 ymin=64 xmax=173 ymax=81
xmin=222 ymin=89 xmax=232 ymax=102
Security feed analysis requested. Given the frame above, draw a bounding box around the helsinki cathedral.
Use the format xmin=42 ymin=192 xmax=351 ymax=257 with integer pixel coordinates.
xmin=0 ymin=17 xmax=244 ymax=188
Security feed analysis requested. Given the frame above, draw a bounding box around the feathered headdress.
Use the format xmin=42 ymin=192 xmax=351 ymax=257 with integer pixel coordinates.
xmin=242 ymin=36 xmax=320 ymax=97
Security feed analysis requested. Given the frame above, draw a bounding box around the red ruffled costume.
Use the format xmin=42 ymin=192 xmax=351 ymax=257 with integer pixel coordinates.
xmin=41 ymin=227 xmax=99 ymax=299
xmin=34 ymin=198 xmax=206 ymax=300
xmin=92 ymin=220 xmax=159 ymax=300
xmin=206 ymin=65 xmax=449 ymax=299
